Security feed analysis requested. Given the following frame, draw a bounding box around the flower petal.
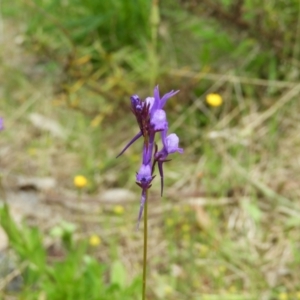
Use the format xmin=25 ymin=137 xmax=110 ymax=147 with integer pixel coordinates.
xmin=136 ymin=164 xmax=152 ymax=187
xmin=160 ymin=90 xmax=179 ymax=109
xmin=151 ymin=85 xmax=161 ymax=114
xmin=151 ymin=109 xmax=167 ymax=131
xmin=166 ymin=133 xmax=182 ymax=153
xmin=145 ymin=97 xmax=155 ymax=110
xmin=166 ymin=133 xmax=179 ymax=153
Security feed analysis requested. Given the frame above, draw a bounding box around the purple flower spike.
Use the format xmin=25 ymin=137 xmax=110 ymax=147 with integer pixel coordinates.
xmin=117 ymin=86 xmax=182 ymax=228
xmin=0 ymin=118 xmax=4 ymax=131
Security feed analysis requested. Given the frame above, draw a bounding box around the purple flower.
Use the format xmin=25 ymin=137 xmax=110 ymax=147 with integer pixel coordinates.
xmin=151 ymin=86 xmax=179 ymax=116
xmin=162 ymin=133 xmax=184 ymax=155
xmin=154 ymin=133 xmax=183 ymax=196
xmin=150 ymin=109 xmax=167 ymax=132
xmin=117 ymin=86 xmax=179 ymax=157
xmin=117 ymin=86 xmax=182 ymax=229
xmin=136 ymin=164 xmax=153 ymax=189
xmin=145 ymin=97 xmax=155 ymax=110
xmin=136 ymin=164 xmax=155 ymax=228
xmin=131 ymin=95 xmax=142 ymax=110
xmin=0 ymin=118 xmax=4 ymax=131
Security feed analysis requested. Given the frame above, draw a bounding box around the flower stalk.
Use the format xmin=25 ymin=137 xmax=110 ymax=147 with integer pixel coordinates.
xmin=142 ymin=189 xmax=148 ymax=300
xmin=117 ymin=86 xmax=183 ymax=299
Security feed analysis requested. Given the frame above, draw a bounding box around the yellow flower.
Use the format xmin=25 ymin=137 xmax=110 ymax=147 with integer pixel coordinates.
xmin=296 ymin=292 xmax=300 ymax=299
xmin=228 ymin=285 xmax=237 ymax=294
xmin=164 ymin=286 xmax=173 ymax=295
xmin=278 ymin=292 xmax=288 ymax=300
xmin=113 ymin=205 xmax=124 ymax=215
xmin=27 ymin=148 xmax=37 ymax=156
xmin=199 ymin=244 xmax=209 ymax=256
xmin=181 ymin=224 xmax=190 ymax=232
xmin=206 ymin=93 xmax=223 ymax=107
xmin=74 ymin=175 xmax=88 ymax=188
xmin=166 ymin=218 xmax=174 ymax=227
xmin=89 ymin=234 xmax=101 ymax=246
xmin=218 ymin=265 xmax=226 ymax=273
xmin=90 ymin=114 xmax=104 ymax=128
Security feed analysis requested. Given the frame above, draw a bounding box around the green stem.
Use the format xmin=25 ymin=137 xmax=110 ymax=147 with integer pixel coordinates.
xmin=142 ymin=189 xmax=148 ymax=300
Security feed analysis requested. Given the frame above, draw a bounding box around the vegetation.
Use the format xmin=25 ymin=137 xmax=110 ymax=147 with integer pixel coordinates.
xmin=1 ymin=0 xmax=300 ymax=299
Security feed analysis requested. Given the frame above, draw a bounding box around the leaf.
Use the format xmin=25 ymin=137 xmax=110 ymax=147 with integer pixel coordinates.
xmin=110 ymin=260 xmax=126 ymax=289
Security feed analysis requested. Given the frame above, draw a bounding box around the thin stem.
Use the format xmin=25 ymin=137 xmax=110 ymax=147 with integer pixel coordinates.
xmin=142 ymin=189 xmax=148 ymax=300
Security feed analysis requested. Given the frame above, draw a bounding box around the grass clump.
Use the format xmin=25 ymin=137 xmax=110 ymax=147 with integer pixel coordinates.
xmin=0 ymin=204 xmax=140 ymax=300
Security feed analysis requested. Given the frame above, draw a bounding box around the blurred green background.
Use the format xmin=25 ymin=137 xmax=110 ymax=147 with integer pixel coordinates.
xmin=1 ymin=0 xmax=300 ymax=299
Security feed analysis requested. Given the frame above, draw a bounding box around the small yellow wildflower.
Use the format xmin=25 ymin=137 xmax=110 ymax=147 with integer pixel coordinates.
xmin=199 ymin=244 xmax=209 ymax=256
xmin=27 ymin=148 xmax=37 ymax=156
xmin=206 ymin=93 xmax=223 ymax=107
xmin=181 ymin=224 xmax=190 ymax=232
xmin=228 ymin=285 xmax=237 ymax=294
xmin=166 ymin=218 xmax=174 ymax=227
xmin=164 ymin=286 xmax=173 ymax=295
xmin=218 ymin=265 xmax=226 ymax=273
xmin=90 ymin=114 xmax=104 ymax=128
xmin=278 ymin=292 xmax=288 ymax=300
xmin=113 ymin=205 xmax=124 ymax=215
xmin=296 ymin=291 xmax=300 ymax=299
xmin=89 ymin=234 xmax=101 ymax=246
xmin=74 ymin=175 xmax=88 ymax=188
